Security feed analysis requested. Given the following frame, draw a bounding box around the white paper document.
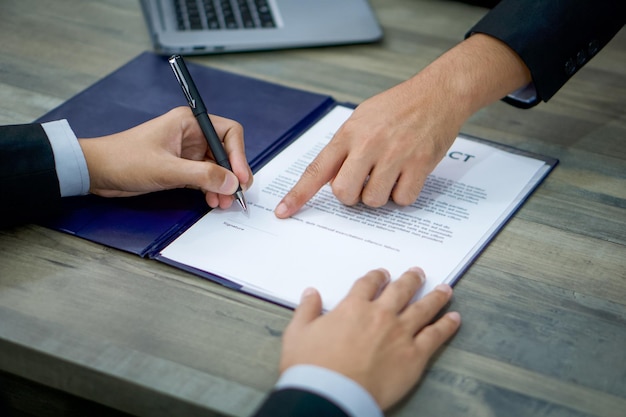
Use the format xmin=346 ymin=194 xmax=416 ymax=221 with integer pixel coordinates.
xmin=159 ymin=105 xmax=554 ymax=310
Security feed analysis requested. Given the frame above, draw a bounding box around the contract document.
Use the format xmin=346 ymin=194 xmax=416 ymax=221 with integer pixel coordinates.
xmin=159 ymin=105 xmax=556 ymax=310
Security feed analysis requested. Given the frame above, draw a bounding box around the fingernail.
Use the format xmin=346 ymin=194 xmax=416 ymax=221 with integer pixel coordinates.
xmin=377 ymin=268 xmax=391 ymax=283
xmin=408 ymin=266 xmax=425 ymax=284
xmin=447 ymin=311 xmax=461 ymax=324
xmin=301 ymin=287 xmax=317 ymax=300
xmin=275 ymin=202 xmax=288 ymax=218
xmin=434 ymin=284 xmax=452 ymax=295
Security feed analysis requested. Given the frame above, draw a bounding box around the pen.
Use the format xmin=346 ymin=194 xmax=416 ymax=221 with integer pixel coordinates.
xmin=168 ymin=54 xmax=248 ymax=213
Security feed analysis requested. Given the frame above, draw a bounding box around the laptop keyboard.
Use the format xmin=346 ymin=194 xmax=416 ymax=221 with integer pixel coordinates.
xmin=174 ymin=0 xmax=276 ymax=30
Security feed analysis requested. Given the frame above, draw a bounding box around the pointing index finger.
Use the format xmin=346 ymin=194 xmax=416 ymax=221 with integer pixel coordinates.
xmin=274 ymin=144 xmax=346 ymax=218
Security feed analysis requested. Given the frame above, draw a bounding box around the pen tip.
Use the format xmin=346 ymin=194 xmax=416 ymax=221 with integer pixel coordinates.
xmin=236 ymin=191 xmax=248 ymax=213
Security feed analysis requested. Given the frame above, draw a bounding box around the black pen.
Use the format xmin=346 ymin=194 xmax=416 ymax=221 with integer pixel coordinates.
xmin=168 ymin=54 xmax=248 ymax=213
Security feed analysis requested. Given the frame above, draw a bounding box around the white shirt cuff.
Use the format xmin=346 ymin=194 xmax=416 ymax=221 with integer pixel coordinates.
xmin=275 ymin=365 xmax=382 ymax=417
xmin=41 ymin=120 xmax=90 ymax=197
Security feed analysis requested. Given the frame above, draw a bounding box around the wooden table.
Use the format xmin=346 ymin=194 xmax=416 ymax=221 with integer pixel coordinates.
xmin=1 ymin=1 xmax=624 ymax=416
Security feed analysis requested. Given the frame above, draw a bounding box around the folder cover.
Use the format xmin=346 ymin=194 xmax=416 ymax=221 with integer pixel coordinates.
xmin=36 ymin=52 xmax=335 ymax=256
xmin=34 ymin=52 xmax=557 ymax=307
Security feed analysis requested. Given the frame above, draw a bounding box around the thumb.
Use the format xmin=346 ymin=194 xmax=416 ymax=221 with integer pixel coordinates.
xmin=174 ymin=159 xmax=240 ymax=195
xmin=290 ymin=287 xmax=323 ymax=330
xmin=213 ymin=169 xmax=240 ymax=195
xmin=279 ymin=288 xmax=323 ymax=374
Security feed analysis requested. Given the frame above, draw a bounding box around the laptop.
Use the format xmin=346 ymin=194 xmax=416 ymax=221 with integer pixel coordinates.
xmin=140 ymin=0 xmax=383 ymax=55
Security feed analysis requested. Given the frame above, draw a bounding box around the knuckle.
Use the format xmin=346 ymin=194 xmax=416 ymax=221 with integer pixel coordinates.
xmin=302 ymin=158 xmax=324 ymax=180
xmin=370 ymin=307 xmax=397 ymax=327
xmin=332 ymin=182 xmax=361 ymax=206
xmin=361 ymin=186 xmax=389 ymax=207
xmin=230 ymin=120 xmax=244 ymax=135
xmin=171 ymin=106 xmax=191 ymax=118
xmin=391 ymin=187 xmax=417 ymax=206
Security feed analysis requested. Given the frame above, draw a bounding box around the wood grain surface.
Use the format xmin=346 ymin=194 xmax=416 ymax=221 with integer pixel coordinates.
xmin=0 ymin=1 xmax=624 ymax=416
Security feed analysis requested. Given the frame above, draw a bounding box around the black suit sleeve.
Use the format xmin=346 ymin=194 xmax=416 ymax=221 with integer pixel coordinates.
xmin=467 ymin=0 xmax=625 ymax=107
xmin=0 ymin=124 xmax=62 ymax=227
xmin=251 ymin=388 xmax=350 ymax=417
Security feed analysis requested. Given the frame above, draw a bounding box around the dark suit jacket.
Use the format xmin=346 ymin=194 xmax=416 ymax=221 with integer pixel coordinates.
xmin=0 ymin=124 xmax=62 ymax=227
xmin=0 ymin=121 xmax=353 ymax=414
xmin=468 ymin=0 xmax=625 ymax=107
xmin=251 ymin=388 xmax=349 ymax=417
xmin=1 ymin=2 xmax=623 ymax=410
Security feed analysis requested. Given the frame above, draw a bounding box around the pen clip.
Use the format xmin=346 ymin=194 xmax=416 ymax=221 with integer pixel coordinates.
xmin=169 ymin=55 xmax=196 ymax=109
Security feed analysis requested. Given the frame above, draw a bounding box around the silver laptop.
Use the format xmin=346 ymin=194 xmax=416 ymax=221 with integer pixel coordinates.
xmin=140 ymin=0 xmax=383 ymax=55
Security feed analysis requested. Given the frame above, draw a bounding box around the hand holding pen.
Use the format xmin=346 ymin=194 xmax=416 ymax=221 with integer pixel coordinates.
xmin=169 ymin=54 xmax=249 ymax=213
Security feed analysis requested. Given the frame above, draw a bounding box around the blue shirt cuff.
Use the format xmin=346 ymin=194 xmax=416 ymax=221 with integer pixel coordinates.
xmin=41 ymin=120 xmax=90 ymax=197
xmin=275 ymin=365 xmax=382 ymax=417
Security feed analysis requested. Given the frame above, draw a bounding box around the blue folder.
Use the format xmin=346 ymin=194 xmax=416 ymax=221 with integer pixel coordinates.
xmin=36 ymin=52 xmax=336 ymax=257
